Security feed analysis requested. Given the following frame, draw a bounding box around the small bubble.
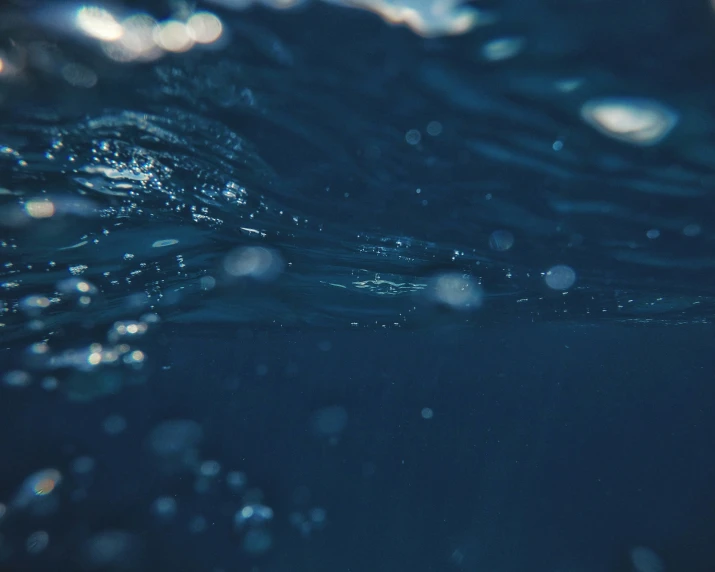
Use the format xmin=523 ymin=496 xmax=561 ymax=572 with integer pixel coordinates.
xmin=481 ymin=37 xmax=524 ymax=61
xmin=405 ymin=129 xmax=421 ymax=145
xmin=242 ymin=528 xmax=272 ymax=555
xmin=235 ymin=504 xmax=274 ymax=528
xmin=489 ymin=230 xmax=515 ymax=252
xmin=200 ymin=276 xmax=216 ymax=290
xmin=19 ymin=295 xmax=51 ymax=315
xmin=3 ymin=370 xmax=31 ymax=387
xmin=226 ymin=471 xmax=247 ymax=492
xmin=71 ymin=456 xmax=95 ymax=475
xmin=683 ymin=223 xmax=701 ymax=237
xmin=544 ymin=265 xmax=577 ymax=290
xmin=103 ymin=414 xmax=127 ymax=435
xmin=152 ymin=496 xmax=177 ymax=519
xmin=62 ymin=63 xmax=98 ymax=88
xmin=308 ymin=507 xmax=327 ymax=524
xmin=26 ymin=530 xmax=49 ymax=555
xmin=428 ymin=273 xmax=483 ymax=311
xmin=289 ymin=511 xmax=305 ymax=528
xmin=311 ymin=406 xmax=348 ymax=437
xmin=199 ymin=460 xmax=221 ymax=478
xmin=41 ymin=376 xmax=59 ymax=391
xmin=426 ymin=121 xmax=443 ymax=136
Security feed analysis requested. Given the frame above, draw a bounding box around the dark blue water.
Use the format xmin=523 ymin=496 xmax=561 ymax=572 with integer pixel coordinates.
xmin=0 ymin=0 xmax=714 ymax=570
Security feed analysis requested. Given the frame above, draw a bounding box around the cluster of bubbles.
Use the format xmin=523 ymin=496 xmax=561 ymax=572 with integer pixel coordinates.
xmin=0 ymin=468 xmax=63 ymax=561
xmin=0 ymin=410 xmax=335 ymax=566
xmin=3 ymin=279 xmax=158 ymax=401
xmin=146 ymin=419 xmax=278 ymax=556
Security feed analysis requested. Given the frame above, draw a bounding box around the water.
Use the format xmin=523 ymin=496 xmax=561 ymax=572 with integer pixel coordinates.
xmin=0 ymin=0 xmax=714 ymax=570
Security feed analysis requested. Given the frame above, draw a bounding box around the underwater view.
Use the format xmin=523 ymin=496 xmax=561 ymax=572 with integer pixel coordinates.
xmin=0 ymin=0 xmax=714 ymax=570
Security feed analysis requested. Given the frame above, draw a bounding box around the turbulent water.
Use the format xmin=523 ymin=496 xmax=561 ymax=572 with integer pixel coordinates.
xmin=2 ymin=0 xmax=715 ymax=349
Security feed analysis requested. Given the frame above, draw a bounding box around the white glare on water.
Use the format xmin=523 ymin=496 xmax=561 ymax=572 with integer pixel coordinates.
xmin=580 ymin=97 xmax=678 ymax=146
xmin=76 ymin=6 xmax=124 ymax=41
xmin=154 ymin=21 xmax=194 ymax=53
xmin=187 ymin=12 xmax=223 ymax=44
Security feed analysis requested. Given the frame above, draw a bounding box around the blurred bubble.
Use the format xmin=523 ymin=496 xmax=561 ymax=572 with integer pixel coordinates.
xmin=427 ymin=273 xmax=483 ymax=310
xmin=57 ymin=277 xmax=98 ymax=297
xmin=71 ymin=456 xmax=95 ymax=475
xmin=421 ymin=407 xmax=434 ymax=419
xmin=405 ymin=129 xmax=421 ymax=145
xmin=630 ymin=546 xmax=665 ymax=572
xmin=646 ymin=229 xmax=660 ymax=240
xmin=481 ymin=37 xmax=524 ymax=61
xmin=12 ymin=468 xmax=62 ymax=510
xmin=80 ymin=530 xmax=142 ymax=571
xmin=152 ymin=496 xmax=178 ymax=520
xmin=201 ymin=276 xmax=217 ymax=290
xmin=199 ymin=460 xmax=221 ymax=478
xmin=62 ymin=63 xmax=98 ymax=88
xmin=19 ymin=295 xmax=51 ymax=316
xmin=226 ymin=470 xmax=247 ymax=492
xmin=154 ymin=21 xmax=194 ymax=53
xmin=426 ymin=121 xmax=443 ymax=136
xmin=308 ymin=507 xmax=327 ymax=525
xmin=234 ymin=504 xmax=274 ymax=528
xmin=108 ymin=320 xmax=149 ymax=343
xmin=223 ymin=246 xmax=284 ymax=281
xmin=289 ymin=511 xmax=305 ymax=528
xmin=41 ymin=377 xmax=59 ymax=391
xmin=580 ymin=97 xmax=678 ymax=146
xmin=489 ymin=229 xmax=515 ymax=251
xmin=544 ymin=265 xmax=577 ymax=290
xmin=683 ymin=223 xmax=701 ymax=237
xmin=242 ymin=528 xmax=272 ymax=555
xmin=187 ymin=12 xmax=223 ymax=44
xmin=148 ymin=419 xmax=203 ymax=472
xmin=3 ymin=370 xmax=32 ymax=387
xmin=26 ymin=531 xmax=49 ymax=555
xmin=103 ymin=414 xmax=127 ymax=435
xmin=310 ymin=405 xmax=348 ymax=436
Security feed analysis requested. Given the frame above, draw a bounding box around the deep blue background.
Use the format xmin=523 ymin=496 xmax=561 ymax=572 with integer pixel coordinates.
xmin=1 ymin=324 xmax=713 ymax=571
